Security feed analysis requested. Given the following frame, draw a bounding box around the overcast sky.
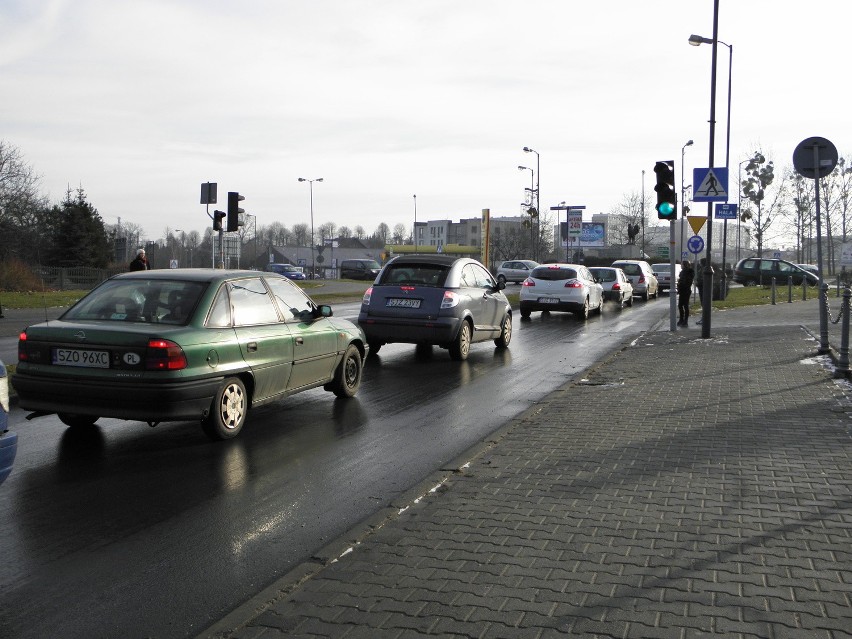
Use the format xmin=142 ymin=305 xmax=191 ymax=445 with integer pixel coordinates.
xmin=4 ymin=1 xmax=851 ymax=243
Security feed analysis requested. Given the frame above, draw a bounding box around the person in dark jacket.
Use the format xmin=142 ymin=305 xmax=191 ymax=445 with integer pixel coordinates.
xmin=677 ymin=260 xmax=695 ymax=327
xmin=129 ymin=248 xmax=149 ymax=271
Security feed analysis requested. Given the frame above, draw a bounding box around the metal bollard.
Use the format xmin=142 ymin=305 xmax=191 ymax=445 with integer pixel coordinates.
xmin=803 ymin=278 xmax=808 ymax=301
xmin=835 ymin=287 xmax=851 ymax=378
xmin=771 ymin=277 xmax=776 ymax=305
xmin=788 ymin=276 xmax=793 ymax=303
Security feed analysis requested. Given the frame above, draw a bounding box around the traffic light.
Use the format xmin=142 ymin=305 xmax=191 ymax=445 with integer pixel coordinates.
xmin=227 ymin=191 xmax=244 ymax=232
xmin=654 ymin=160 xmax=677 ymax=220
xmin=212 ymin=210 xmax=226 ymax=231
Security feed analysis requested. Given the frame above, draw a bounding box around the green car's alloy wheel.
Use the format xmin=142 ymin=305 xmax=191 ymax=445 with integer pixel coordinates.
xmin=203 ymin=377 xmax=247 ymax=441
xmin=327 ymin=344 xmax=362 ymax=398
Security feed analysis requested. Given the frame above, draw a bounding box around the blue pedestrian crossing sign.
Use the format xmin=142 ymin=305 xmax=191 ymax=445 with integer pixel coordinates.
xmin=687 ymin=235 xmax=705 ymax=254
xmin=693 ymin=167 xmax=729 ymax=202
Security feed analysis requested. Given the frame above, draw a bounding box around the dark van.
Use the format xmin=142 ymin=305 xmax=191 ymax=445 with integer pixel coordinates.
xmin=341 ymin=259 xmax=381 ymax=280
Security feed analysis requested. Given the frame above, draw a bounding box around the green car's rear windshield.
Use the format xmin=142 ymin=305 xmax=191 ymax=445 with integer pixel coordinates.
xmin=62 ymin=280 xmax=207 ymax=325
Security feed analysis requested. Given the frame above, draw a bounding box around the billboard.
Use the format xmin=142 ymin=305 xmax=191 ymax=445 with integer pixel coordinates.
xmin=561 ymin=222 xmax=605 ymax=248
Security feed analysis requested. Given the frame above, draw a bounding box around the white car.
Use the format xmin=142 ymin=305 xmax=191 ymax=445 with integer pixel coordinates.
xmin=496 ymin=259 xmax=539 ymax=285
xmin=588 ymin=267 xmax=634 ymax=307
xmin=519 ymin=263 xmax=604 ymax=320
xmin=611 ymin=260 xmax=659 ymax=301
xmin=651 ymin=262 xmax=682 ymax=293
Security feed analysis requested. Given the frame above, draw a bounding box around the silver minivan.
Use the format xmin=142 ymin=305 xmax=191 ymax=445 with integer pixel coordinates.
xmin=611 ymin=260 xmax=659 ymax=301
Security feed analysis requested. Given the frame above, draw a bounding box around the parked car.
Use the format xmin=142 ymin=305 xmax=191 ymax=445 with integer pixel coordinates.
xmin=519 ymin=263 xmax=604 ymax=320
xmin=496 ymin=259 xmax=539 ymax=285
xmin=733 ymin=257 xmax=818 ymax=286
xmin=341 ymin=259 xmax=382 ymax=281
xmin=0 ymin=359 xmax=14 ymax=486
xmin=265 ymin=263 xmax=307 ymax=281
xmin=357 ymin=254 xmax=511 ymax=360
xmin=651 ymin=262 xmax=681 ymax=293
xmin=611 ymin=260 xmax=659 ymax=301
xmin=12 ymin=269 xmax=367 ymax=441
xmin=588 ymin=267 xmax=633 ymax=307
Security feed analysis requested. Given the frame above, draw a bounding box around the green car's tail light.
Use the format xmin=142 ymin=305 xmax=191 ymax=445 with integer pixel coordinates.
xmin=146 ymin=338 xmax=188 ymax=371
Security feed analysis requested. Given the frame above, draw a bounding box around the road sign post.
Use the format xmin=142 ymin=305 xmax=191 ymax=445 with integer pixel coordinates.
xmin=715 ymin=203 xmax=738 ymax=301
xmin=794 ymin=136 xmax=839 ymax=354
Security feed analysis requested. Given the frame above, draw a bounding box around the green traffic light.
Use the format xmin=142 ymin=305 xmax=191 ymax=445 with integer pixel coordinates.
xmin=658 ymin=202 xmax=675 ymax=216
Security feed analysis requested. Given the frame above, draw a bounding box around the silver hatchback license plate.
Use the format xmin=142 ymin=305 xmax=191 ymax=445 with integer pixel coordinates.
xmin=386 ymin=298 xmax=421 ymax=308
xmin=538 ymin=297 xmax=560 ymax=304
xmin=52 ymin=348 xmax=110 ymax=368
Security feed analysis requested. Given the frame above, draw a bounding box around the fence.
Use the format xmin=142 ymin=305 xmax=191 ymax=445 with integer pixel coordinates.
xmin=34 ymin=266 xmax=126 ymax=291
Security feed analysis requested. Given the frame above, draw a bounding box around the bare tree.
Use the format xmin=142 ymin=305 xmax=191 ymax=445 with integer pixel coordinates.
xmin=392 ymin=223 xmax=406 ymax=244
xmin=607 ymin=192 xmax=645 ymax=247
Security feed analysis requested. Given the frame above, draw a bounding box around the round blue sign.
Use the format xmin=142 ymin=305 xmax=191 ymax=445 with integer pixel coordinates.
xmin=687 ymin=235 xmax=705 ymax=254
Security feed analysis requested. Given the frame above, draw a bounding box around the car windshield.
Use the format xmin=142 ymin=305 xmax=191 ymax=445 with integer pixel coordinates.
xmin=379 ymin=263 xmax=448 ymax=286
xmin=62 ymin=279 xmax=207 ymax=325
xmin=531 ymin=266 xmax=577 ymax=281
xmin=590 ymin=269 xmax=616 ymax=282
xmin=616 ymin=263 xmax=642 ymax=276
xmin=653 ymin=265 xmax=671 ymax=273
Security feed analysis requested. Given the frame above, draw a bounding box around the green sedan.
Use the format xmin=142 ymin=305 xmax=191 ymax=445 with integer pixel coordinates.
xmin=13 ymin=269 xmax=367 ymax=440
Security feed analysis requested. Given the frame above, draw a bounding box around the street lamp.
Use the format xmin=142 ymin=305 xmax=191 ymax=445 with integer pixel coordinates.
xmin=518 ymin=165 xmax=535 ymax=255
xmin=523 ymin=146 xmax=540 ymax=260
xmin=298 ymin=177 xmax=323 ymax=277
xmin=680 ymin=140 xmax=694 ymax=261
xmin=737 ymin=158 xmax=749 ymax=263
xmin=690 ymin=32 xmax=733 ymax=299
xmin=687 ymin=0 xmax=720 ymax=338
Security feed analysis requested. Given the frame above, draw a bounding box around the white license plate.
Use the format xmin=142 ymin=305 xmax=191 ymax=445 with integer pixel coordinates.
xmin=387 ymin=298 xmax=421 ymax=308
xmin=52 ymin=348 xmax=110 ymax=368
xmin=538 ymin=297 xmax=560 ymax=304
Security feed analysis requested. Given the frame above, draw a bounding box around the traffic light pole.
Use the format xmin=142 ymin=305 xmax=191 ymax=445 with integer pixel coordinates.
xmin=669 ymin=221 xmax=677 ymax=331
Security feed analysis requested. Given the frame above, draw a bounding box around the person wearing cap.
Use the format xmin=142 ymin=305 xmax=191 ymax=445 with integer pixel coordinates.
xmin=129 ymin=248 xmax=150 ymax=271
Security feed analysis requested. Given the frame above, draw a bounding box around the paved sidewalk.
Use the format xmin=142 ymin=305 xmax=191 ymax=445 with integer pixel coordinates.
xmin=201 ymin=298 xmax=852 ymax=639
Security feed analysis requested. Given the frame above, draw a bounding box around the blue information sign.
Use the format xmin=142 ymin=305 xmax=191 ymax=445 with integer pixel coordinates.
xmin=715 ymin=203 xmax=738 ymax=220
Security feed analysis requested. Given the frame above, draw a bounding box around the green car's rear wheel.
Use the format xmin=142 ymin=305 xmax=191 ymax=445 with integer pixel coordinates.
xmin=203 ymin=377 xmax=247 ymax=441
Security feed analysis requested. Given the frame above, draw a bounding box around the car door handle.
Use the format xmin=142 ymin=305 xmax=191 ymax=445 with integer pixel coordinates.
xmin=247 ymin=342 xmax=258 ymax=352
xmin=295 ymin=337 xmax=304 ymax=345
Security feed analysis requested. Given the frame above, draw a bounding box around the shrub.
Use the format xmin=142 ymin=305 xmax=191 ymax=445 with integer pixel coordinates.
xmin=0 ymin=259 xmax=51 ymax=292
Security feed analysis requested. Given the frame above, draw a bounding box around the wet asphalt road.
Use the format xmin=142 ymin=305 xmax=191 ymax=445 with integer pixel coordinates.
xmin=0 ymin=291 xmax=666 ymax=639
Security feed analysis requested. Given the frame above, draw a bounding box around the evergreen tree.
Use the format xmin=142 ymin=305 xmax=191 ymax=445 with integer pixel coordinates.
xmin=49 ymin=187 xmax=112 ymax=267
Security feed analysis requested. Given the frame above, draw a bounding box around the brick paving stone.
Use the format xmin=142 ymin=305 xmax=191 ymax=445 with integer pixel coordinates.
xmin=200 ymin=304 xmax=852 ymax=639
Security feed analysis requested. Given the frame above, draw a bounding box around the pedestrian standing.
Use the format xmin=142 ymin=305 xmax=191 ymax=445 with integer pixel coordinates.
xmin=677 ymin=260 xmax=695 ymax=327
xmin=129 ymin=248 xmax=149 ymax=271
xmin=695 ymin=257 xmax=707 ymax=304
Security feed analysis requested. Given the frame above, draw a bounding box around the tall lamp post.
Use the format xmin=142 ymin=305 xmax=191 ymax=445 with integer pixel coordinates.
xmin=523 ymin=146 xmax=540 ymax=260
xmin=680 ymin=140 xmax=693 ymax=262
xmin=690 ymin=32 xmax=732 ymax=299
xmin=687 ymin=0 xmax=720 ymax=338
xmin=737 ymin=158 xmax=749 ymax=263
xmin=518 ymin=165 xmax=535 ymax=256
xmin=298 ymin=177 xmax=323 ymax=277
